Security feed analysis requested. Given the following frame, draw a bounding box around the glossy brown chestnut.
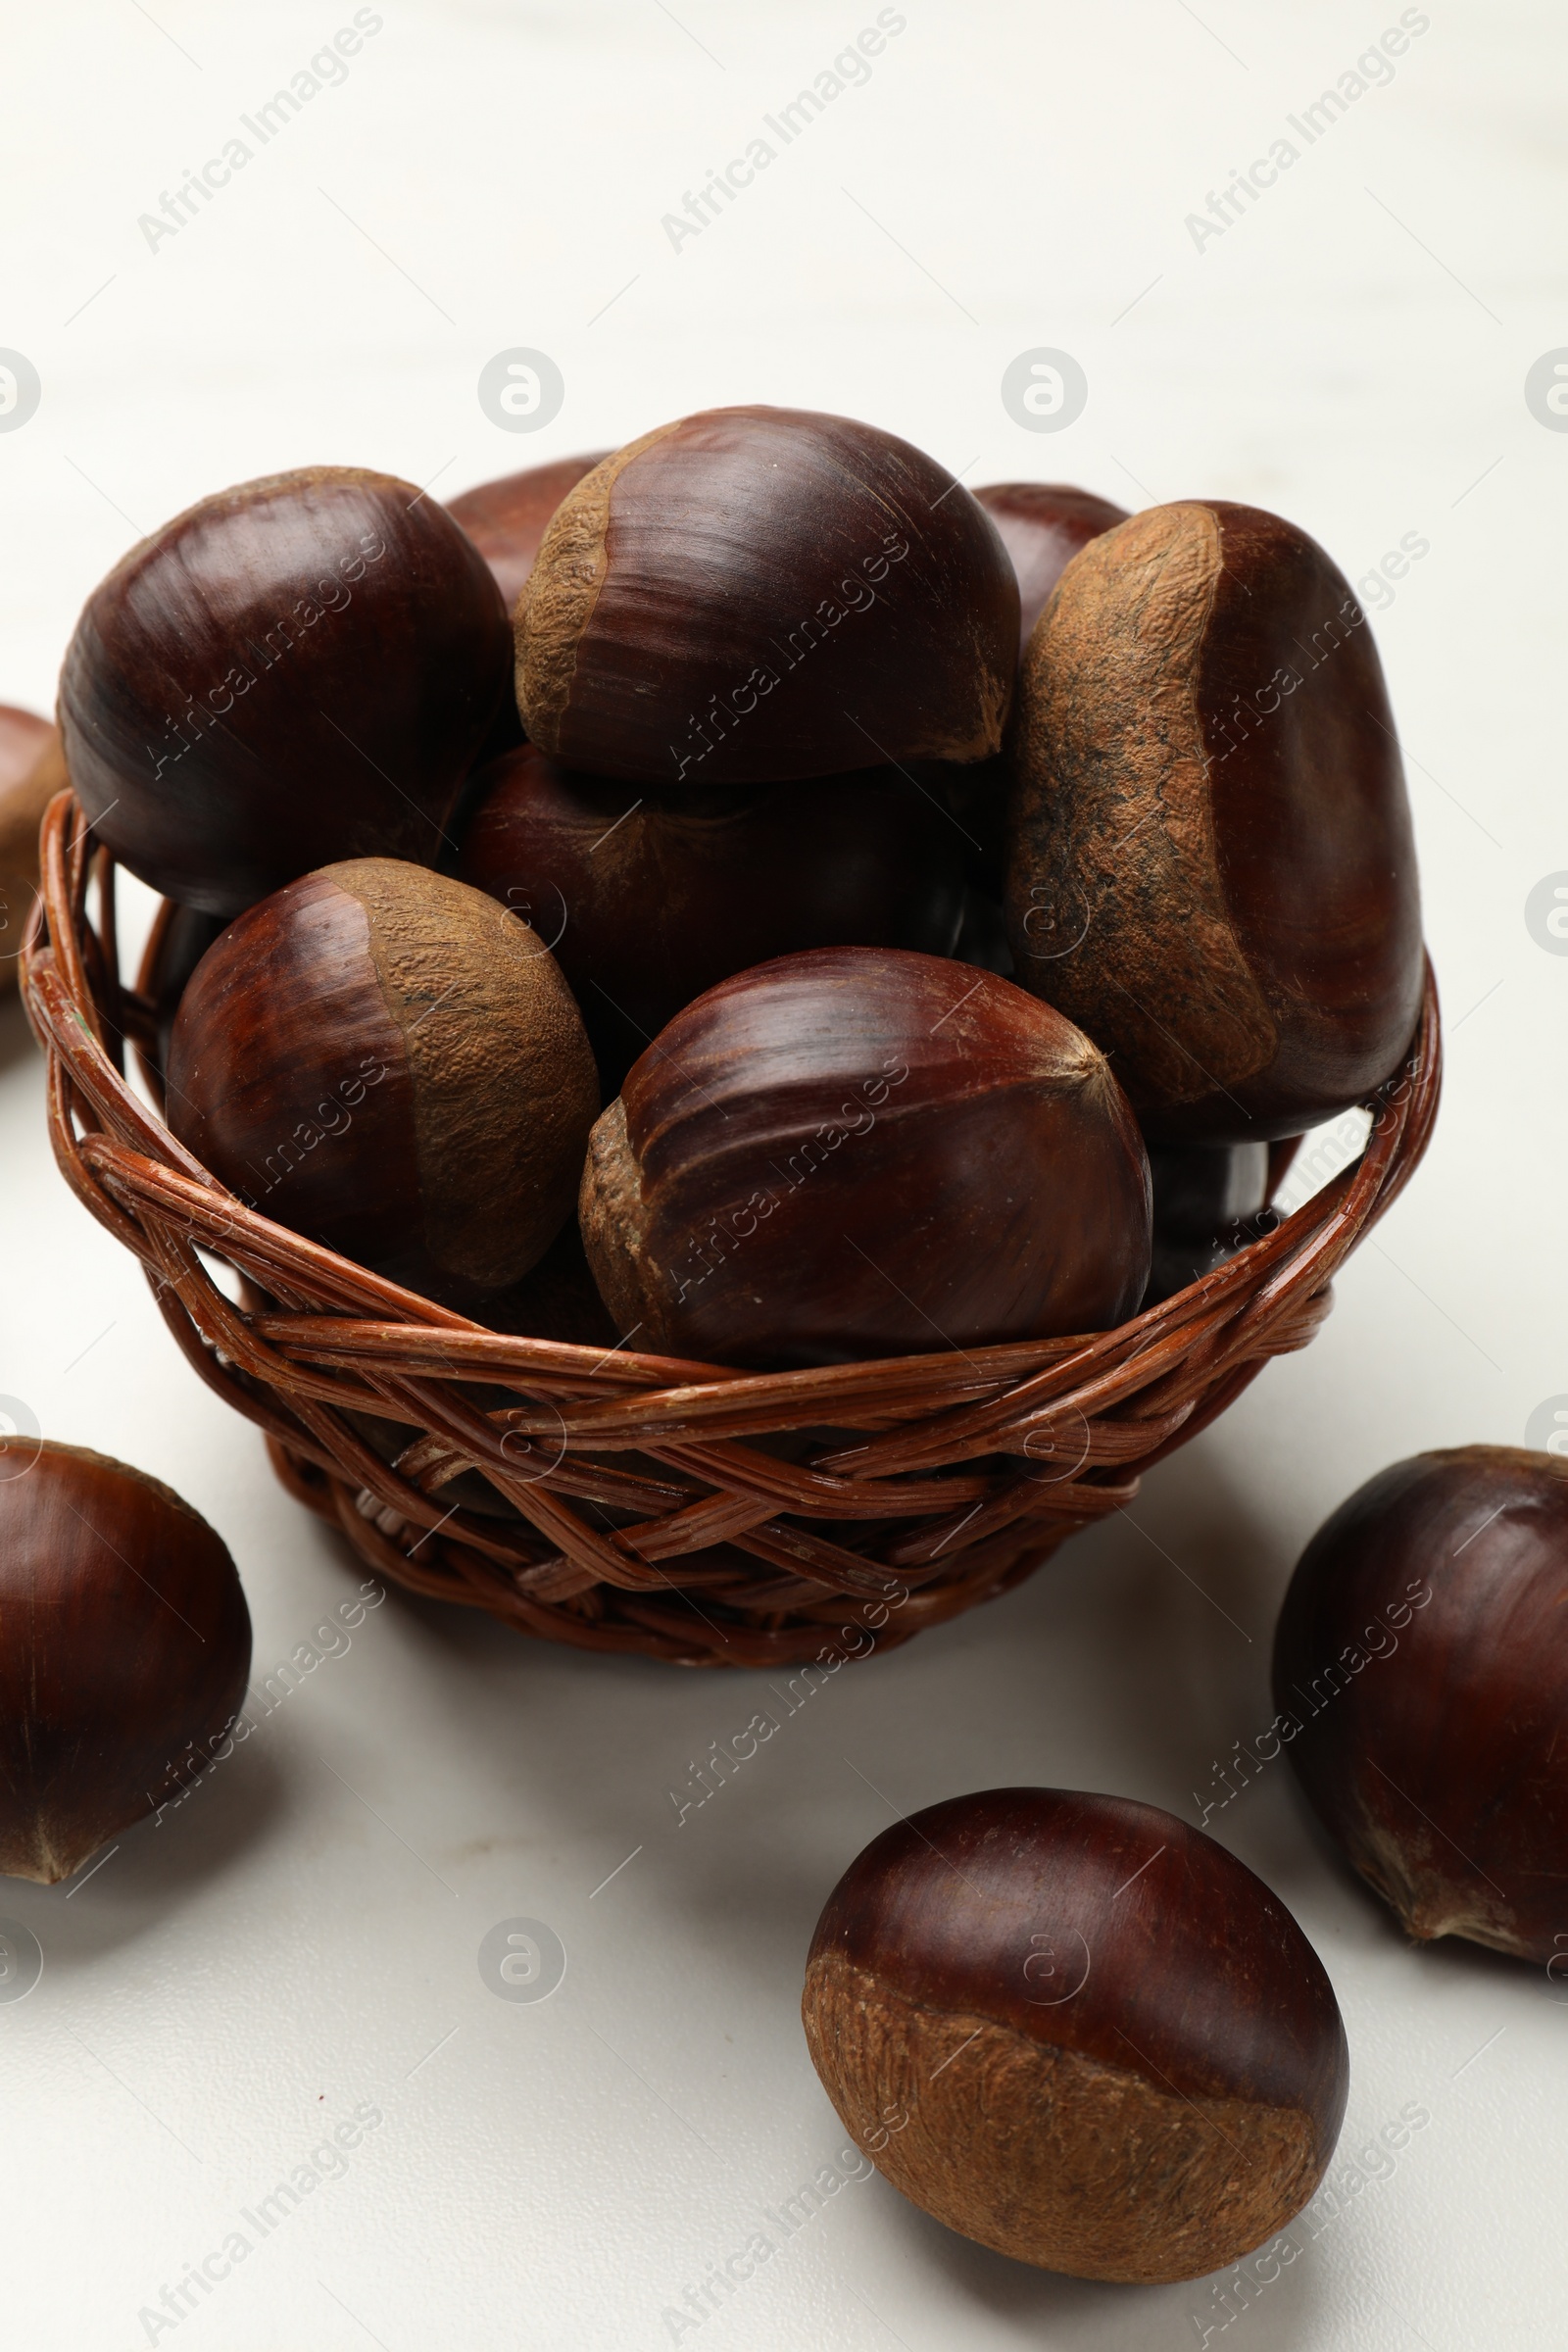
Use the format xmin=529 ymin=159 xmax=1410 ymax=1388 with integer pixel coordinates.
xmin=455 ymin=745 xmax=967 ymax=1093
xmin=167 ymin=858 xmax=598 ymax=1305
xmin=142 ymin=901 xmax=227 ymax=1086
xmin=517 ymin=406 xmax=1019 ymax=787
xmin=0 ymin=1442 xmax=251 ymax=1882
xmin=1004 ymin=501 xmax=1424 ymax=1143
xmin=803 ymin=1788 xmax=1348 ymax=2282
xmin=1273 ymin=1447 xmax=1568 ymax=1964
xmin=973 ymin=481 xmax=1131 ymax=653
xmin=1144 ymin=1141 xmax=1271 ymax=1304
xmin=0 ymin=708 xmax=61 ymax=991
xmin=447 ymin=454 xmax=611 ymax=616
xmin=579 ymin=947 xmax=1151 ymax=1368
xmin=60 ymin=466 xmax=512 ymax=916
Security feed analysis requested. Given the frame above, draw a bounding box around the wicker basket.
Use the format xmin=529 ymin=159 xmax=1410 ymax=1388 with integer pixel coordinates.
xmin=22 ymin=792 xmax=1442 ymax=1668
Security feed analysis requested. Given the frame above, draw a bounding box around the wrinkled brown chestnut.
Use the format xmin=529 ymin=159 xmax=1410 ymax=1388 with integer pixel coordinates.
xmin=168 ymin=859 xmax=598 ymax=1305
xmin=1274 ymin=1447 xmax=1568 ymax=1964
xmin=579 ymin=947 xmax=1150 ymax=1368
xmin=1004 ymin=502 xmax=1424 ymax=1142
xmin=455 ymin=745 xmax=967 ymax=1092
xmin=447 ymin=454 xmax=610 ymax=616
xmin=941 ymin=488 xmax=1128 ymax=899
xmin=803 ymin=1788 xmax=1348 ymax=2282
xmin=517 ymin=407 xmax=1018 ymax=786
xmin=974 ymin=481 xmax=1131 ymax=652
xmin=0 ymin=1443 xmax=251 ymax=1882
xmin=0 ymin=708 xmax=61 ymax=991
xmin=60 ymin=467 xmax=512 ymax=915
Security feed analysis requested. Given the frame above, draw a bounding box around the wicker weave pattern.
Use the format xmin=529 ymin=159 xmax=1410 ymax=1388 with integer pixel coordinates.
xmin=22 ymin=794 xmax=1442 ymax=1666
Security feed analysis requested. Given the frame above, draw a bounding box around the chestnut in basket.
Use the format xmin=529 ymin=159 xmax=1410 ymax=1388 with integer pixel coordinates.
xmin=579 ymin=947 xmax=1151 ymax=1368
xmin=455 ymin=747 xmax=967 ymax=1092
xmin=0 ymin=708 xmax=62 ymax=991
xmin=973 ymin=481 xmax=1131 ymax=652
xmin=802 ymin=1788 xmax=1348 ymax=2281
xmin=143 ymin=903 xmax=227 ymax=1086
xmin=516 ymin=407 xmax=1019 ymax=786
xmin=448 ymin=454 xmax=610 ymax=616
xmin=1004 ymin=501 xmax=1424 ymax=1143
xmin=60 ymin=467 xmax=512 ymax=916
xmin=167 ymin=859 xmax=598 ymax=1305
xmin=0 ymin=1443 xmax=251 ymax=1882
xmin=1274 ymin=1447 xmax=1568 ymax=1965
xmin=1144 ymin=1141 xmax=1271 ymax=1304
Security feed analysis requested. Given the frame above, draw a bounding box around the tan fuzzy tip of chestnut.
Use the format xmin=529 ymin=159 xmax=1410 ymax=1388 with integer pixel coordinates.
xmin=515 ymin=423 xmax=679 ymax=752
xmin=328 ymin=858 xmax=599 ymax=1291
xmin=1007 ymin=502 xmax=1275 ymax=1104
xmin=579 ymin=1097 xmax=662 ymax=1344
xmin=803 ymin=1950 xmax=1326 ymax=2285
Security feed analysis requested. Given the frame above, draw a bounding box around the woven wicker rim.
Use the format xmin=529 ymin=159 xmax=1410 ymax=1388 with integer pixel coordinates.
xmin=22 ymin=792 xmax=1442 ymax=1666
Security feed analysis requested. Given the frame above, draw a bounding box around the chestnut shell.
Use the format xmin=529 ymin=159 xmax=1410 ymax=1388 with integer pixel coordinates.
xmin=167 ymin=858 xmax=598 ymax=1305
xmin=455 ymin=745 xmax=967 ymax=1093
xmin=447 ymin=454 xmax=610 ymax=616
xmin=1274 ymin=1446 xmax=1568 ymax=1963
xmin=517 ymin=406 xmax=1019 ymax=786
xmin=60 ymin=466 xmax=513 ymax=915
xmin=1004 ymin=500 xmax=1424 ymax=1142
xmin=579 ymin=946 xmax=1151 ymax=1368
xmin=0 ymin=1443 xmax=251 ymax=1883
xmin=973 ymin=481 xmax=1131 ymax=652
xmin=803 ymin=1788 xmax=1348 ymax=2282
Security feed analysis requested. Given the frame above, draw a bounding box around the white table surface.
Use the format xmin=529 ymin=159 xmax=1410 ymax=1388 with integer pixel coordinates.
xmin=2 ymin=2 xmax=1564 ymax=2344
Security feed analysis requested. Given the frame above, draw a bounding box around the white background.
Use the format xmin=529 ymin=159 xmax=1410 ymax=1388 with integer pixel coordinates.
xmin=1 ymin=2 xmax=1564 ymax=2345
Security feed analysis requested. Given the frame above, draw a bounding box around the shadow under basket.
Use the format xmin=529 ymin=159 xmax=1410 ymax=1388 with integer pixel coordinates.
xmin=23 ymin=794 xmax=1442 ymax=1669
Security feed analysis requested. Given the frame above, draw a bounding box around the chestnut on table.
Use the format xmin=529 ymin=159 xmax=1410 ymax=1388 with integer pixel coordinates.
xmin=1274 ymin=1446 xmax=1568 ymax=1964
xmin=803 ymin=1788 xmax=1348 ymax=2282
xmin=0 ymin=1444 xmax=250 ymax=1884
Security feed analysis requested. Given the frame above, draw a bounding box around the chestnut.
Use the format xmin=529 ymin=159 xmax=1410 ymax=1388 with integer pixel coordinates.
xmin=0 ymin=707 xmax=62 ymax=991
xmin=0 ymin=1442 xmax=251 ymax=1882
xmin=1144 ymin=1141 xmax=1270 ymax=1304
xmin=454 ymin=745 xmax=967 ymax=1093
xmin=141 ymin=901 xmax=227 ymax=1087
xmin=516 ymin=406 xmax=1019 ymax=786
xmin=803 ymin=1788 xmax=1348 ymax=2282
xmin=973 ymin=480 xmax=1131 ymax=652
xmin=167 ymin=858 xmax=598 ymax=1305
xmin=60 ymin=466 xmax=512 ymax=916
xmin=1273 ymin=1446 xmax=1568 ymax=1964
xmin=1004 ymin=501 xmax=1424 ymax=1142
xmin=447 ymin=453 xmax=610 ymax=616
xmin=579 ymin=947 xmax=1151 ymax=1369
